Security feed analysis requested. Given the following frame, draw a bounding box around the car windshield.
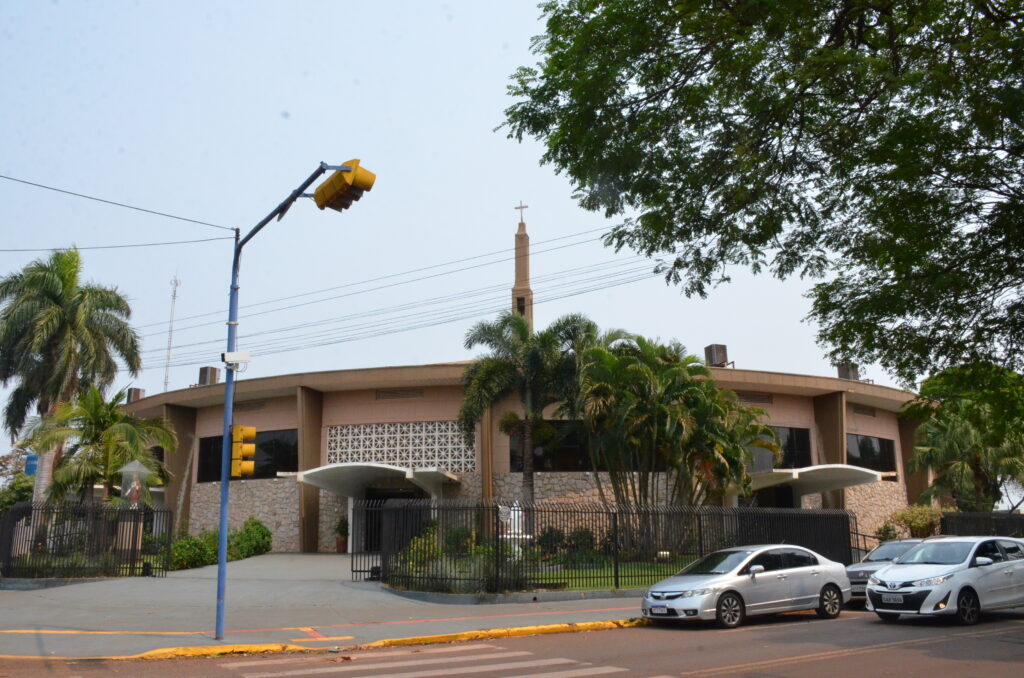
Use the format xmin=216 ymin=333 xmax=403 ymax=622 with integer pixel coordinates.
xmin=677 ymin=550 xmax=752 ymax=575
xmin=864 ymin=542 xmax=917 ymax=562
xmin=895 ymin=542 xmax=973 ymax=565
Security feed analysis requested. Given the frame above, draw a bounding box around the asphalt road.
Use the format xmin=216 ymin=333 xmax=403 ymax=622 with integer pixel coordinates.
xmin=4 ymin=607 xmax=1023 ymax=678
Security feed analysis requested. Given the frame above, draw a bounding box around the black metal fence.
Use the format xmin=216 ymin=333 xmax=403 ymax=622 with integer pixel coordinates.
xmin=350 ymin=500 xmax=856 ymax=594
xmin=941 ymin=512 xmax=1024 ymax=538
xmin=0 ymin=502 xmax=173 ymax=579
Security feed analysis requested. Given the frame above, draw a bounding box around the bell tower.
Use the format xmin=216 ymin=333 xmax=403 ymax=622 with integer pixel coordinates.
xmin=512 ymin=202 xmax=534 ymax=328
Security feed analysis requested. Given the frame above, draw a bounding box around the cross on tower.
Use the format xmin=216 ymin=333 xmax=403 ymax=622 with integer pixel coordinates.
xmin=514 ymin=201 xmax=529 ymax=222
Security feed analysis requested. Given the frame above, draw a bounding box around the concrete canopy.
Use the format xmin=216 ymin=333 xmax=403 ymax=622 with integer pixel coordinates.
xmin=750 ymin=464 xmax=882 ymax=495
xmin=296 ymin=463 xmax=459 ymax=499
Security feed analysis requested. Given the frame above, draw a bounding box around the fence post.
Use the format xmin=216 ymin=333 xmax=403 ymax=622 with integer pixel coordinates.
xmin=697 ymin=509 xmax=705 ymax=557
xmin=492 ymin=504 xmax=501 ymax=593
xmin=611 ymin=511 xmax=620 ymax=590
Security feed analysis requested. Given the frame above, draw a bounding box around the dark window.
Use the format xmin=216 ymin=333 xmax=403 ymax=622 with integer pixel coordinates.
xmin=772 ymin=427 xmax=812 ymax=468
xmin=783 ymin=548 xmax=818 ymax=568
xmin=999 ymin=540 xmax=1024 ymax=561
xmin=510 ymin=421 xmax=591 ymax=472
xmin=516 ymin=297 xmax=526 ymax=315
xmin=196 ymin=429 xmax=298 ymax=482
xmin=744 ymin=549 xmax=785 ymax=573
xmin=974 ymin=540 xmax=1005 ymax=564
xmin=846 ymin=434 xmax=896 ymax=472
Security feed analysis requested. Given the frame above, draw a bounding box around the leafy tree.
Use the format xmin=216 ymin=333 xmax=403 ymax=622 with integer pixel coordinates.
xmin=0 ymin=447 xmax=29 ymax=485
xmin=580 ymin=336 xmax=775 ymax=504
xmin=458 ymin=311 xmax=598 ymax=503
xmin=0 ymin=473 xmax=33 ymax=518
xmin=19 ymin=386 xmax=176 ymax=504
xmin=909 ymin=368 xmax=1024 ymax=511
xmin=504 ymin=1 xmax=1024 ymax=386
xmin=0 ymin=248 xmax=141 ymax=440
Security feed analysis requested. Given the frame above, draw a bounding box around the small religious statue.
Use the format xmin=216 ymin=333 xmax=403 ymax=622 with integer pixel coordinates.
xmin=125 ymin=474 xmax=143 ymax=506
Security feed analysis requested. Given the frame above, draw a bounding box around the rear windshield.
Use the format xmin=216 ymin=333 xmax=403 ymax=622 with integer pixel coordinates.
xmin=895 ymin=542 xmax=973 ymax=565
xmin=678 ymin=550 xmax=752 ymax=575
xmin=864 ymin=542 xmax=917 ymax=563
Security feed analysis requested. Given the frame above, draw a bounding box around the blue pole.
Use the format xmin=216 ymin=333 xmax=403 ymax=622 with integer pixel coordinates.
xmin=213 ymin=163 xmax=330 ymax=641
xmin=215 ymin=233 xmax=242 ymax=640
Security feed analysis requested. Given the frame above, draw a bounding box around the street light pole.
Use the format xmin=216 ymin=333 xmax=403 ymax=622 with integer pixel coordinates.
xmin=214 ymin=162 xmax=345 ymax=640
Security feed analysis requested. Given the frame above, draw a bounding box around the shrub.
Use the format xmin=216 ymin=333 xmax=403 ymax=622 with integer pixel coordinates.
xmin=170 ymin=534 xmax=216 ymax=570
xmin=335 ymin=516 xmax=349 ymax=538
xmin=537 ymin=526 xmax=565 ymax=556
xmin=443 ymin=526 xmax=473 ymax=556
xmin=888 ymin=505 xmax=943 ymax=538
xmin=567 ymin=528 xmax=596 ymax=553
xmin=875 ymin=523 xmax=900 ymax=542
xmin=229 ymin=517 xmax=273 ymax=560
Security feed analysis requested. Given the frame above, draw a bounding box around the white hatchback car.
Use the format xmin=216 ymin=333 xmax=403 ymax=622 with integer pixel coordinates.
xmin=866 ymin=536 xmax=1024 ymax=624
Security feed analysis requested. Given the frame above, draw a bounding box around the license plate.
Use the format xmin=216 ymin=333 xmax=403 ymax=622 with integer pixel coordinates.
xmin=650 ymin=605 xmax=668 ymax=615
xmin=881 ymin=593 xmax=904 ymax=604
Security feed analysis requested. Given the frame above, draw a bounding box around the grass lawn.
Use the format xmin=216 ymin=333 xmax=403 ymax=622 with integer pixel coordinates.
xmin=529 ymin=557 xmax=696 ymax=591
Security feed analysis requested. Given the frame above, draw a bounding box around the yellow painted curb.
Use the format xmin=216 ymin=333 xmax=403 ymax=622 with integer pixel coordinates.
xmin=363 ymin=618 xmax=649 ymax=648
xmin=0 ymin=643 xmax=311 ymax=662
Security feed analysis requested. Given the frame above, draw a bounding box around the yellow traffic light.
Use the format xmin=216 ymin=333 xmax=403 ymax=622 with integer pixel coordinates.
xmin=231 ymin=425 xmax=257 ymax=478
xmin=313 ymin=159 xmax=376 ymax=212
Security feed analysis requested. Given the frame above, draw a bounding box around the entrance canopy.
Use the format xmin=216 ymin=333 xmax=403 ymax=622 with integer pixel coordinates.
xmin=297 ymin=462 xmax=459 ymax=499
xmin=751 ymin=464 xmax=882 ymax=495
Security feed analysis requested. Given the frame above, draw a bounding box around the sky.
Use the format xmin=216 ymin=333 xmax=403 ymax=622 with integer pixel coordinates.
xmin=0 ymin=1 xmax=903 ymax=422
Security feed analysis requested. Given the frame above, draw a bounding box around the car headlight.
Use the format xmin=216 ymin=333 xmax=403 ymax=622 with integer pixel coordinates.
xmin=681 ymin=588 xmax=713 ymax=597
xmin=912 ymin=574 xmax=953 ymax=587
xmin=868 ymin=575 xmax=881 ymax=586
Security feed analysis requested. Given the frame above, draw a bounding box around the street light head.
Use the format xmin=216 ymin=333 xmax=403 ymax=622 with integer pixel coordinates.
xmin=314 ymin=159 xmax=376 ymax=212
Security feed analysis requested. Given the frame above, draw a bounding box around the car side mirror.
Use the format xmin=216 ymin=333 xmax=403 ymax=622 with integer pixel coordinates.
xmin=975 ymin=556 xmax=994 ymax=567
xmin=749 ymin=564 xmax=765 ymax=576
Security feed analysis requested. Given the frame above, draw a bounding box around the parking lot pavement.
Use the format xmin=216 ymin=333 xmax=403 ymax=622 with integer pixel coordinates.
xmin=0 ymin=554 xmax=640 ymax=659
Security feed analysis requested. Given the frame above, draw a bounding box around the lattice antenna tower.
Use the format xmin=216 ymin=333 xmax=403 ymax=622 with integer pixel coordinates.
xmin=163 ymin=275 xmax=180 ymax=392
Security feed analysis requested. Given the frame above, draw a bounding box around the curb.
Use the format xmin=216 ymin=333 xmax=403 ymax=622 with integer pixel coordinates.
xmin=384 ymin=585 xmax=647 ymax=605
xmin=363 ymin=618 xmax=649 ymax=648
xmin=0 ymin=643 xmax=312 ymax=662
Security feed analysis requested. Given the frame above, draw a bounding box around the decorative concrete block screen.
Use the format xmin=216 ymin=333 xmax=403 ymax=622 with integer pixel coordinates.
xmin=326 ymin=421 xmax=476 ymax=472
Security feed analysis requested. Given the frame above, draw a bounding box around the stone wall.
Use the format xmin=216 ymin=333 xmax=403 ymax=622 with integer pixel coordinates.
xmin=189 ymin=479 xmax=301 ymax=552
xmin=318 ymin=490 xmax=346 ymax=553
xmin=844 ymin=480 xmax=908 ymax=537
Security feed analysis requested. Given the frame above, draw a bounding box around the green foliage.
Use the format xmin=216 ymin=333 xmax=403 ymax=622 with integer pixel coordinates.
xmin=566 ymin=528 xmax=595 ymax=553
xmin=0 ymin=247 xmax=141 ymax=438
xmin=443 ymin=526 xmax=474 ymax=556
xmin=875 ymin=523 xmax=900 ymax=543
xmin=229 ymin=517 xmax=273 ymax=560
xmin=887 ymin=505 xmax=944 ymax=538
xmin=335 ymin=515 xmax=349 ymax=538
xmin=537 ymin=526 xmax=565 ymax=556
xmin=459 ymin=311 xmax=601 ymax=502
xmin=18 ymin=385 xmax=176 ymax=504
xmin=504 ymin=1 xmax=1024 ymax=386
xmin=169 ymin=518 xmax=272 ymax=570
xmin=400 ymin=521 xmax=442 ymax=568
xmin=0 ymin=473 xmax=34 ymax=518
xmin=909 ymin=368 xmax=1024 ymax=512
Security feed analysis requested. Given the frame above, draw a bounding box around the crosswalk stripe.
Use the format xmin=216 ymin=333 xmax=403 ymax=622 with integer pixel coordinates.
xmin=242 ymin=650 xmax=532 ymax=678
xmin=221 ymin=644 xmax=497 ymax=669
xmin=511 ymin=666 xmax=628 ymax=678
xmin=347 ymin=658 xmax=577 ymax=678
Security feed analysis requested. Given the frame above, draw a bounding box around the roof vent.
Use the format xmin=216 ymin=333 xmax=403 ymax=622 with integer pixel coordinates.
xmin=126 ymin=387 xmax=145 ymax=403
xmin=376 ymin=388 xmax=424 ymax=400
xmin=704 ymin=344 xmax=731 ymax=368
xmin=837 ymin=364 xmax=860 ymax=380
xmin=198 ymin=366 xmax=220 ymax=386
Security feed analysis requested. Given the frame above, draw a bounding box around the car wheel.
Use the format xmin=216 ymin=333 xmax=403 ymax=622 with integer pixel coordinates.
xmin=716 ymin=592 xmax=745 ymax=629
xmin=816 ymin=584 xmax=843 ymax=619
xmin=955 ymin=589 xmax=980 ymax=626
xmin=876 ymin=612 xmax=900 ymax=622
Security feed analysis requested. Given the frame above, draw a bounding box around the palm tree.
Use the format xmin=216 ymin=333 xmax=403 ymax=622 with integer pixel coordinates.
xmin=459 ymin=311 xmax=598 ymax=503
xmin=0 ymin=248 xmax=141 ymax=441
xmin=580 ymin=336 xmax=776 ymax=505
xmin=19 ymin=386 xmax=176 ymax=504
xmin=911 ymin=399 xmax=1024 ymax=512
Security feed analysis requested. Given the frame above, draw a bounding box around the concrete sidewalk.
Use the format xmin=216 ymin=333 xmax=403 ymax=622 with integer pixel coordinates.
xmin=0 ymin=554 xmax=641 ymax=659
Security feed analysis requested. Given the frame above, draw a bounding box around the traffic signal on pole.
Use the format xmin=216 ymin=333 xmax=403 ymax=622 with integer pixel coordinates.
xmin=313 ymin=159 xmax=376 ymax=212
xmin=231 ymin=425 xmax=257 ymax=478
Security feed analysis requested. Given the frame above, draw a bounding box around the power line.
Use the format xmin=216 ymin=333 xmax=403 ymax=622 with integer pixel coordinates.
xmin=0 ymin=173 xmax=236 ymax=232
xmin=134 ymin=226 xmax=610 ymax=331
xmin=0 ymin=236 xmax=233 ymax=253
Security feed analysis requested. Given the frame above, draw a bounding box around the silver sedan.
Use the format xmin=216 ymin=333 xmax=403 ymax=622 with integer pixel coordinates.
xmin=641 ymin=544 xmax=851 ymax=628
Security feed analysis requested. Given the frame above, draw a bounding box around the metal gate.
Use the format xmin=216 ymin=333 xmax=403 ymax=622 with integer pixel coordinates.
xmin=350 ymin=499 xmax=384 ymax=581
